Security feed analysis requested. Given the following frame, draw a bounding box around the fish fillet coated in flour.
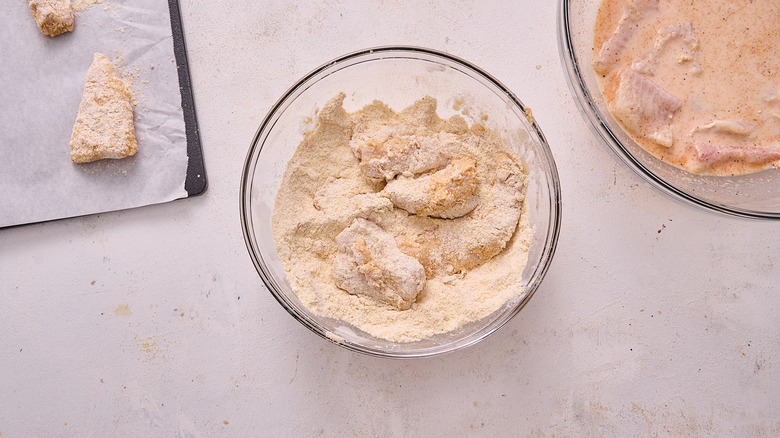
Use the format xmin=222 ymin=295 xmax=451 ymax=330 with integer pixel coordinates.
xmin=350 ymin=125 xmax=461 ymax=182
xmin=332 ymin=218 xmax=425 ymax=311
xmin=383 ymin=157 xmax=479 ymax=219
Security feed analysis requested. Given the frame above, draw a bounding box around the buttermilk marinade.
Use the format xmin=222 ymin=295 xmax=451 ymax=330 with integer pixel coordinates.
xmin=593 ymin=0 xmax=780 ymax=175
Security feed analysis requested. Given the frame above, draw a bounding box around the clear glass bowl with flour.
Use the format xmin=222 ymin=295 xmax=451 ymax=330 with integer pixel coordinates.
xmin=241 ymin=47 xmax=561 ymax=358
xmin=559 ymin=0 xmax=780 ymax=219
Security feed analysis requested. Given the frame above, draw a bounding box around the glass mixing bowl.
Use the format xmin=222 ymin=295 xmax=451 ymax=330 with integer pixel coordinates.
xmin=558 ymin=0 xmax=780 ymax=219
xmin=240 ymin=47 xmax=561 ymax=358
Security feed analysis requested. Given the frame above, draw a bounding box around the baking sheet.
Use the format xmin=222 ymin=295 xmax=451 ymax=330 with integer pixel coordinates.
xmin=0 ymin=0 xmax=205 ymax=228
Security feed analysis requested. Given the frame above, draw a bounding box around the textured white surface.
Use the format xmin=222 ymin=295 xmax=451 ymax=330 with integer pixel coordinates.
xmin=1 ymin=1 xmax=778 ymax=436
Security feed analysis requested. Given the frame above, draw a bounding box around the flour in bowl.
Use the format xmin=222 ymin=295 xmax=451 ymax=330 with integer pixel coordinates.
xmin=271 ymin=93 xmax=533 ymax=342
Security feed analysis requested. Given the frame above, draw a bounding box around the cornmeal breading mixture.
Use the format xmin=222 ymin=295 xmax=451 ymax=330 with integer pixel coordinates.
xmin=272 ymin=93 xmax=533 ymax=342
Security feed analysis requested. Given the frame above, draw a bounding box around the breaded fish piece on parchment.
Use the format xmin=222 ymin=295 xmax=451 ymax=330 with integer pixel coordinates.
xmin=70 ymin=53 xmax=137 ymax=164
xmin=29 ymin=0 xmax=74 ymax=37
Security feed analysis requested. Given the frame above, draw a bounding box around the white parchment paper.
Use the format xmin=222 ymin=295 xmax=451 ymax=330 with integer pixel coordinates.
xmin=0 ymin=0 xmax=190 ymax=227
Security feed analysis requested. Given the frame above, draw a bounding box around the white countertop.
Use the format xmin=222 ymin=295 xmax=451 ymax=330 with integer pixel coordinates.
xmin=2 ymin=1 xmax=778 ymax=436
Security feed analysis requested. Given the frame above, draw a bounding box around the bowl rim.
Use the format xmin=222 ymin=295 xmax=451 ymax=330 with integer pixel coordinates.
xmin=240 ymin=45 xmax=562 ymax=358
xmin=557 ymin=0 xmax=780 ymax=220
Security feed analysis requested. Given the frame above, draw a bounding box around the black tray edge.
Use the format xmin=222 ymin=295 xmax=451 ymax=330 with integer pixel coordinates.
xmin=168 ymin=0 xmax=207 ymax=197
